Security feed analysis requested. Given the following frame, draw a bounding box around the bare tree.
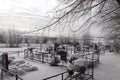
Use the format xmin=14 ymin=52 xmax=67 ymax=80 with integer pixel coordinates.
xmin=49 ymin=0 xmax=120 ymax=37
xmin=23 ymin=0 xmax=120 ymax=40
xmin=81 ymin=32 xmax=92 ymax=46
xmin=41 ymin=37 xmax=49 ymax=44
xmin=0 ymin=29 xmax=5 ymax=43
xmin=7 ymin=28 xmax=22 ymax=48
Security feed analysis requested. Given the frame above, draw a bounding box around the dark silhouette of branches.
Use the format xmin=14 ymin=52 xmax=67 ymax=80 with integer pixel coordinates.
xmin=22 ymin=0 xmax=120 ymax=38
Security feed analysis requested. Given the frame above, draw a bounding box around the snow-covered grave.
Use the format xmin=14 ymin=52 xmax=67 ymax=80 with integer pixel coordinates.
xmin=0 ymin=47 xmax=93 ymax=80
xmin=94 ymin=52 xmax=120 ymax=80
xmin=1 ymin=47 xmax=120 ymax=80
xmin=0 ymin=48 xmax=67 ymax=80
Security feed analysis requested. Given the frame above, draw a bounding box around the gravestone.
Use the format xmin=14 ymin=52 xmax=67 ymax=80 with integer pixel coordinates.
xmin=2 ymin=53 xmax=9 ymax=70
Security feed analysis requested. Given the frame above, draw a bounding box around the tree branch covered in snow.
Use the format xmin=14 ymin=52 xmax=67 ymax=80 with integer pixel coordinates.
xmin=23 ymin=0 xmax=120 ymax=38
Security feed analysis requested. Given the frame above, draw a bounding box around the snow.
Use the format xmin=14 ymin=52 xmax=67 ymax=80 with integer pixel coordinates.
xmin=20 ymin=51 xmax=120 ymax=80
xmin=0 ymin=47 xmax=26 ymax=51
xmin=0 ymin=48 xmax=67 ymax=80
xmin=94 ymin=52 xmax=120 ymax=80
xmin=1 ymin=48 xmax=120 ymax=80
xmin=21 ymin=61 xmax=66 ymax=80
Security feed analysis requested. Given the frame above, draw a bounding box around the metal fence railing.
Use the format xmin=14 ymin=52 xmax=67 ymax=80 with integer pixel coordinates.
xmin=0 ymin=67 xmax=23 ymax=80
xmin=43 ymin=70 xmax=94 ymax=80
xmin=24 ymin=52 xmax=53 ymax=63
xmin=43 ymin=71 xmax=68 ymax=80
xmin=42 ymin=51 xmax=99 ymax=80
xmin=0 ymin=51 xmax=24 ymax=57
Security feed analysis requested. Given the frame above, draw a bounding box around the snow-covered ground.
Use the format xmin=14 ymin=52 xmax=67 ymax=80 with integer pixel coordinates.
xmin=1 ymin=48 xmax=120 ymax=80
xmin=0 ymin=48 xmax=67 ymax=80
xmin=94 ymin=51 xmax=120 ymax=80
xmin=0 ymin=48 xmax=25 ymax=51
xmin=0 ymin=57 xmax=67 ymax=80
xmin=18 ymin=57 xmax=67 ymax=80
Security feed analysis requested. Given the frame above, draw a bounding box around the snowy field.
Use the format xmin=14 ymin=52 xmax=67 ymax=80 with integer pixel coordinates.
xmin=94 ymin=52 xmax=120 ymax=80
xmin=0 ymin=48 xmax=120 ymax=80
xmin=16 ymin=57 xmax=67 ymax=80
xmin=0 ymin=48 xmax=67 ymax=80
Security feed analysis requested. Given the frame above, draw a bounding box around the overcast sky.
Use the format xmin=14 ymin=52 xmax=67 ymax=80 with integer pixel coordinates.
xmin=0 ymin=0 xmax=58 ymax=31
xmin=0 ymin=0 xmax=103 ymax=37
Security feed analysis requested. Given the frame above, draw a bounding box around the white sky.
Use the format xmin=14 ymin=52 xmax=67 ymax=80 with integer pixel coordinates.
xmin=0 ymin=0 xmax=103 ymax=37
xmin=0 ymin=0 xmax=58 ymax=30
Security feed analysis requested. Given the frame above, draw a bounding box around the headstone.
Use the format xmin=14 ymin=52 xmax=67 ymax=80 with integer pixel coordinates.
xmin=2 ymin=53 xmax=9 ymax=70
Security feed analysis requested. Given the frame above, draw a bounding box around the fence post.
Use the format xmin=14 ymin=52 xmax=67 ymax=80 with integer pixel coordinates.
xmin=42 ymin=52 xmax=44 ymax=63
xmin=62 ymin=73 xmax=63 ymax=80
xmin=18 ymin=51 xmax=19 ymax=56
xmin=91 ymin=52 xmax=94 ymax=80
xmin=97 ymin=51 xmax=100 ymax=63
xmin=1 ymin=69 xmax=3 ymax=80
xmin=16 ymin=74 xmax=18 ymax=80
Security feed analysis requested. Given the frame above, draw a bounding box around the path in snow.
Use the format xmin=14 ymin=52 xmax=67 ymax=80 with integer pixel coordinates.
xmin=18 ymin=51 xmax=120 ymax=80
xmin=13 ymin=55 xmax=67 ymax=80
xmin=21 ymin=59 xmax=67 ymax=80
xmin=1 ymin=48 xmax=120 ymax=80
xmin=0 ymin=56 xmax=67 ymax=80
xmin=94 ymin=51 xmax=120 ymax=80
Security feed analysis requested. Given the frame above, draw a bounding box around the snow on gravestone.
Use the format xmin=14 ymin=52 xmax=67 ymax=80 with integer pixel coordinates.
xmin=74 ymin=58 xmax=87 ymax=66
xmin=9 ymin=65 xmax=26 ymax=75
xmin=74 ymin=58 xmax=87 ymax=71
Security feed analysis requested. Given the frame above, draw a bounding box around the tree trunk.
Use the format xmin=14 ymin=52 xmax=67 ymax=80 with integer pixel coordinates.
xmin=116 ymin=0 xmax=120 ymax=5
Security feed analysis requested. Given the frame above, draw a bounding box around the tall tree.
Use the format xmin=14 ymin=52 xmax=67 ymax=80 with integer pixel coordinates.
xmin=81 ymin=32 xmax=92 ymax=46
xmin=7 ymin=28 xmax=22 ymax=47
xmin=49 ymin=0 xmax=120 ymax=37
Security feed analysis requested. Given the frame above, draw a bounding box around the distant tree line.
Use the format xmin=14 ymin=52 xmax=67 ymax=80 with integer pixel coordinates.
xmin=0 ymin=29 xmax=82 ymax=48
